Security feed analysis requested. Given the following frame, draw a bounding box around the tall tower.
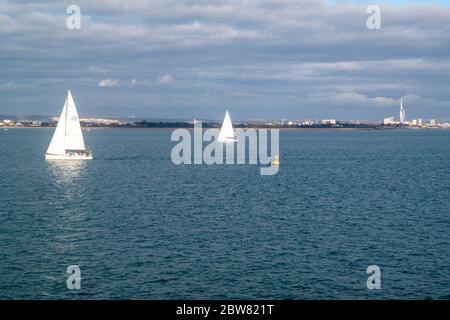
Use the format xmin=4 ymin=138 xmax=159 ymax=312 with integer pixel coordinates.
xmin=400 ymin=99 xmax=406 ymax=124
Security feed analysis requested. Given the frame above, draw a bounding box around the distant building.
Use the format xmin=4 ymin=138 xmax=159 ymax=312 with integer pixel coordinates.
xmin=80 ymin=118 xmax=122 ymax=125
xmin=383 ymin=117 xmax=395 ymax=125
xmin=429 ymin=119 xmax=436 ymax=125
xmin=410 ymin=119 xmax=424 ymax=127
xmin=302 ymin=120 xmax=314 ymax=126
xmin=321 ymin=119 xmax=337 ymax=125
xmin=3 ymin=119 xmax=12 ymax=126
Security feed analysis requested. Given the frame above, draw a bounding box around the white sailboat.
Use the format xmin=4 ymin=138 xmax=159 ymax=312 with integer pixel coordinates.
xmin=218 ymin=110 xmax=237 ymax=143
xmin=45 ymin=90 xmax=93 ymax=160
xmin=400 ymin=98 xmax=406 ymax=124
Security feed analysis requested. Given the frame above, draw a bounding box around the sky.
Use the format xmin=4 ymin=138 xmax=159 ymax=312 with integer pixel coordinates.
xmin=1 ymin=0 xmax=450 ymax=121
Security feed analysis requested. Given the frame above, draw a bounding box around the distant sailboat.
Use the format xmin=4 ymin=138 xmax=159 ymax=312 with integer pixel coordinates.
xmin=218 ymin=110 xmax=237 ymax=143
xmin=400 ymin=99 xmax=406 ymax=124
xmin=45 ymin=90 xmax=93 ymax=160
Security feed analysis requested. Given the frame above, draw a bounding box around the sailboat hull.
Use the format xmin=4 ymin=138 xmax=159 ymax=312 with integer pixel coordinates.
xmin=45 ymin=153 xmax=93 ymax=160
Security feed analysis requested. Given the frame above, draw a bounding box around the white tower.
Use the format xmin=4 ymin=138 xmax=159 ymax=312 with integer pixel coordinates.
xmin=400 ymin=99 xmax=406 ymax=124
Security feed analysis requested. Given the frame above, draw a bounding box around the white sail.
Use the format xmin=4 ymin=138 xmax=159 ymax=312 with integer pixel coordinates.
xmin=46 ymin=99 xmax=68 ymax=155
xmin=218 ymin=110 xmax=236 ymax=142
xmin=400 ymin=99 xmax=406 ymax=124
xmin=46 ymin=90 xmax=87 ymax=157
xmin=64 ymin=90 xmax=85 ymax=150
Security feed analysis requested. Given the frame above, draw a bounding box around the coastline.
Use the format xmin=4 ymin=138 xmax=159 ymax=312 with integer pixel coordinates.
xmin=2 ymin=126 xmax=448 ymax=131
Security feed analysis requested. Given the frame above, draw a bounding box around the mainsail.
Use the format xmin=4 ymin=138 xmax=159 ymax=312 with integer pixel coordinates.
xmin=218 ymin=110 xmax=236 ymax=142
xmin=47 ymin=90 xmax=85 ymax=155
xmin=400 ymin=99 xmax=406 ymax=124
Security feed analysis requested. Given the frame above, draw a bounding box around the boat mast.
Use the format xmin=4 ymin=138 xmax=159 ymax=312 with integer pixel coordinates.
xmin=64 ymin=94 xmax=68 ymax=140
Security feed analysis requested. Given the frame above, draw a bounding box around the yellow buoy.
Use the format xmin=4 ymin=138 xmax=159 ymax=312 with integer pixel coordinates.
xmin=272 ymin=155 xmax=280 ymax=166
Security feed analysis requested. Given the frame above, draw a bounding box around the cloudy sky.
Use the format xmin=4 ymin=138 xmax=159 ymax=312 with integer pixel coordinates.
xmin=1 ymin=0 xmax=450 ymax=120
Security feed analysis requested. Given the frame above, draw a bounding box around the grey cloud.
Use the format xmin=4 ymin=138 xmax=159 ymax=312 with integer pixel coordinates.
xmin=0 ymin=0 xmax=450 ymax=120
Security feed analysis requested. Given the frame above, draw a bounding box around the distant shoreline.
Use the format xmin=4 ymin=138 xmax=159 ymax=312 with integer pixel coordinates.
xmin=2 ymin=126 xmax=449 ymax=131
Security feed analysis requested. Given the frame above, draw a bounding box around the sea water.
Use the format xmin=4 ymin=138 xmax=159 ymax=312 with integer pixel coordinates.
xmin=0 ymin=128 xmax=449 ymax=299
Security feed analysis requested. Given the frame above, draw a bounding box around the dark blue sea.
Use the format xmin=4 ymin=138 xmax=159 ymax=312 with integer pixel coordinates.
xmin=0 ymin=128 xmax=449 ymax=299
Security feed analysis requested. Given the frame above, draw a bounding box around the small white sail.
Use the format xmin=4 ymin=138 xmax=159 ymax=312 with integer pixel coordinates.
xmin=400 ymin=99 xmax=406 ymax=124
xmin=218 ymin=110 xmax=236 ymax=142
xmin=46 ymin=90 xmax=91 ymax=160
xmin=46 ymin=100 xmax=68 ymax=155
xmin=64 ymin=90 xmax=85 ymax=150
